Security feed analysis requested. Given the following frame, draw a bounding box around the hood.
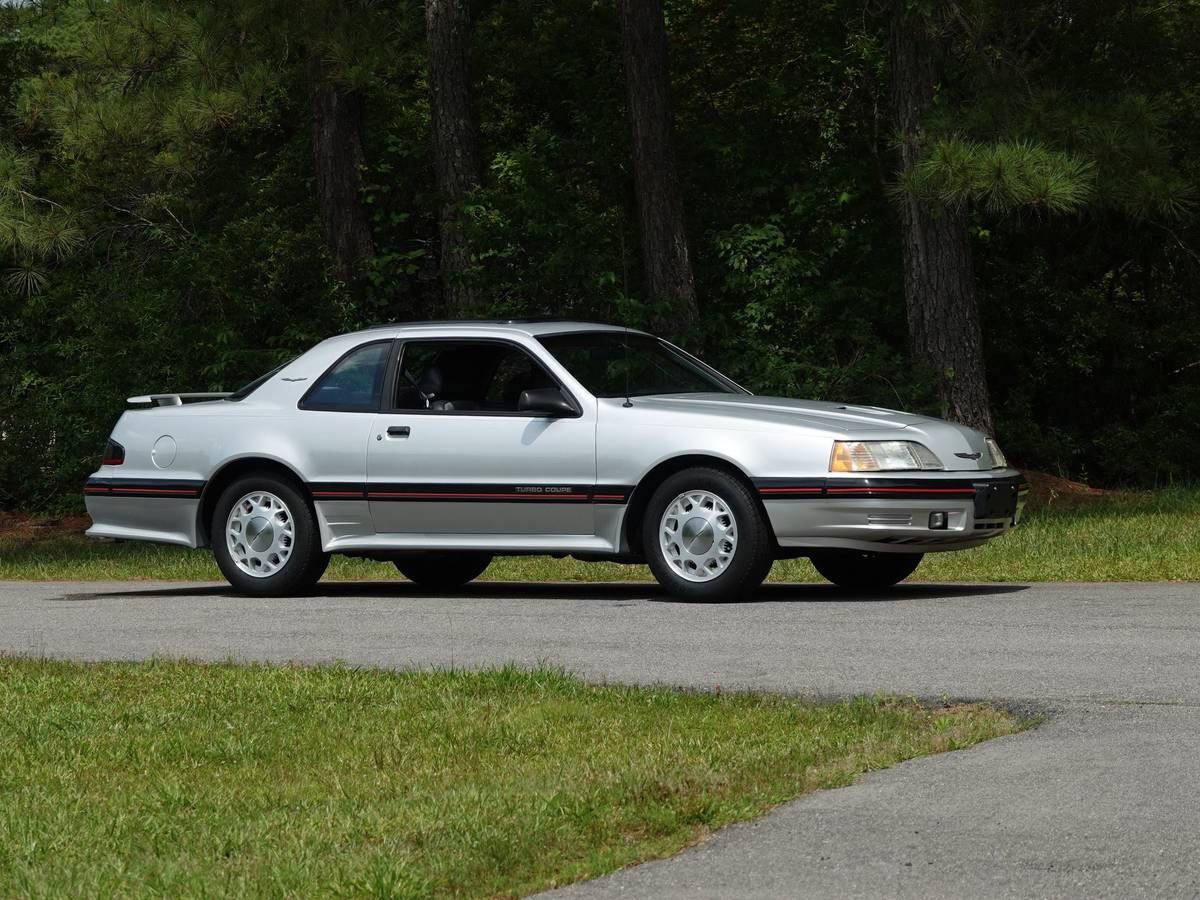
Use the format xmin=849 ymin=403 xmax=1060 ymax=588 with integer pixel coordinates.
xmin=633 ymin=394 xmax=995 ymax=471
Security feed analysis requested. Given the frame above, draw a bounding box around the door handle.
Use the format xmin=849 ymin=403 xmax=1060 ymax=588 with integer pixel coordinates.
xmin=387 ymin=425 xmax=411 ymax=438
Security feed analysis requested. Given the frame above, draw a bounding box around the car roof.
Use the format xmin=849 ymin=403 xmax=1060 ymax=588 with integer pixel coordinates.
xmin=342 ymin=319 xmax=648 ymax=340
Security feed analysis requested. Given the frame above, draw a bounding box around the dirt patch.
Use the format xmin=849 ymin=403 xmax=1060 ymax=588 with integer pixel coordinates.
xmin=1020 ymin=470 xmax=1108 ymax=509
xmin=0 ymin=511 xmax=92 ymax=540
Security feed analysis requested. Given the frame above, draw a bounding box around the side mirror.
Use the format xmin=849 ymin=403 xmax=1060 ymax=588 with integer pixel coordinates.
xmin=518 ymin=387 xmax=575 ymax=417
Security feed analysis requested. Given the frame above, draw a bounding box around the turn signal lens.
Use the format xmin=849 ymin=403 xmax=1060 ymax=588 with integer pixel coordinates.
xmin=985 ymin=438 xmax=1008 ymax=469
xmin=830 ymin=440 xmax=943 ymax=472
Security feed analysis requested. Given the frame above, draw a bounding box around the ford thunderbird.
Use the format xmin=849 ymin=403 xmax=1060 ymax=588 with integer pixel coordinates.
xmin=84 ymin=320 xmax=1026 ymax=600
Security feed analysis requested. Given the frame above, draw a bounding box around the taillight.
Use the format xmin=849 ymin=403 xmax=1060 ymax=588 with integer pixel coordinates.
xmin=101 ymin=439 xmax=125 ymax=466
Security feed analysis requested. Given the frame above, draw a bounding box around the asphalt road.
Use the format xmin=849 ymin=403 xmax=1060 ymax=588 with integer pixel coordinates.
xmin=1 ymin=579 xmax=1198 ymax=898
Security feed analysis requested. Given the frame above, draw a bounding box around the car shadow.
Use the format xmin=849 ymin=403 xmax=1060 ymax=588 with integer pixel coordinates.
xmin=51 ymin=581 xmax=1030 ymax=605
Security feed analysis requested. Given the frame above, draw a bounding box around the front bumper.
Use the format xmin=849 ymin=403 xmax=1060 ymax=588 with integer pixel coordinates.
xmin=758 ymin=470 xmax=1028 ymax=554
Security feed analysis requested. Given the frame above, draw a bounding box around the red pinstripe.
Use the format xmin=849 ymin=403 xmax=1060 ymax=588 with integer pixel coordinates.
xmin=110 ymin=487 xmax=199 ymax=495
xmin=367 ymin=491 xmax=589 ymax=499
xmin=826 ymin=487 xmax=974 ymax=494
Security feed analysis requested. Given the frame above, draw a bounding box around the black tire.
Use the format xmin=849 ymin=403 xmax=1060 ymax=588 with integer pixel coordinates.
xmin=211 ymin=472 xmax=329 ymax=597
xmin=393 ymin=552 xmax=493 ymax=589
xmin=809 ymin=550 xmax=923 ymax=589
xmin=642 ymin=467 xmax=774 ymax=602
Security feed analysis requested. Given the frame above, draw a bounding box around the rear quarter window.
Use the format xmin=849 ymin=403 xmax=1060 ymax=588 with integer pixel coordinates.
xmin=299 ymin=341 xmax=392 ymax=412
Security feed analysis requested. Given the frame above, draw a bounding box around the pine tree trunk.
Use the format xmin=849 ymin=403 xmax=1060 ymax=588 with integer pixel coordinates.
xmin=618 ymin=0 xmax=699 ymax=338
xmin=310 ymin=74 xmax=375 ymax=281
xmin=425 ymin=0 xmax=482 ymax=317
xmin=890 ymin=7 xmax=994 ymax=435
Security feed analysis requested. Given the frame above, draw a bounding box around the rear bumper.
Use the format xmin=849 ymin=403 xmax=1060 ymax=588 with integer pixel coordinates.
xmin=759 ymin=471 xmax=1028 ymax=554
xmin=84 ymin=477 xmax=204 ymax=548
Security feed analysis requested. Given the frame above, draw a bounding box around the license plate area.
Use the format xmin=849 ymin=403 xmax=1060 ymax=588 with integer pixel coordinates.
xmin=974 ymin=481 xmax=1021 ymax=521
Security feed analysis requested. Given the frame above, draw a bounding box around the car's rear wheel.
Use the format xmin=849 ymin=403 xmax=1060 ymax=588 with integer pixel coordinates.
xmin=809 ymin=550 xmax=923 ymax=589
xmin=212 ymin=473 xmax=329 ymax=597
xmin=643 ymin=468 xmax=774 ymax=602
xmin=393 ymin=552 xmax=493 ymax=589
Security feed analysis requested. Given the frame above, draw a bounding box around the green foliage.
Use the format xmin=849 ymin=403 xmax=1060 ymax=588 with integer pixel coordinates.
xmin=465 ymin=126 xmax=630 ymax=317
xmin=897 ymin=137 xmax=1096 ymax=215
xmin=712 ymin=206 xmax=918 ymax=407
xmin=0 ymin=141 xmax=82 ymax=295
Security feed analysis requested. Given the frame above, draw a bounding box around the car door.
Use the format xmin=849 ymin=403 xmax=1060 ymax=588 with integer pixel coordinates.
xmin=367 ymin=338 xmax=597 ymax=535
xmin=295 ymin=338 xmax=396 ymax=541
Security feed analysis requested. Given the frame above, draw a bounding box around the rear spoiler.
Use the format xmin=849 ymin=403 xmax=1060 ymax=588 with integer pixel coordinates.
xmin=126 ymin=392 xmax=232 ymax=408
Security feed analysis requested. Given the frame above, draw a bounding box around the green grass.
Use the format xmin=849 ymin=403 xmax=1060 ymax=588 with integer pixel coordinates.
xmin=2 ymin=488 xmax=1197 ymax=583
xmin=910 ymin=487 xmax=1200 ymax=581
xmin=0 ymin=660 xmax=1021 ymax=898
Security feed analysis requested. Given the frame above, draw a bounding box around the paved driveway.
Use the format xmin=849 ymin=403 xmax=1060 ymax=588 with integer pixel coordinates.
xmin=1 ymin=580 xmax=1197 ymax=898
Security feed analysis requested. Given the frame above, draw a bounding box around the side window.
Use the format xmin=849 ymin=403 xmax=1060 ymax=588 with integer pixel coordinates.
xmin=485 ymin=347 xmax=556 ymax=407
xmin=394 ymin=343 xmax=444 ymax=410
xmin=301 ymin=341 xmax=391 ymax=412
xmin=393 ymin=340 xmax=560 ymax=413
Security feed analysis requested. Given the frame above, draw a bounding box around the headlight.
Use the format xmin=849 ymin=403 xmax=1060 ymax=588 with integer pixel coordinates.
xmin=830 ymin=441 xmax=944 ymax=472
xmin=985 ymin=438 xmax=1008 ymax=469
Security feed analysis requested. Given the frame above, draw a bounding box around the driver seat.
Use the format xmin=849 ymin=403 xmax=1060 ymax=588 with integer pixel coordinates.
xmin=418 ymin=365 xmax=480 ymax=411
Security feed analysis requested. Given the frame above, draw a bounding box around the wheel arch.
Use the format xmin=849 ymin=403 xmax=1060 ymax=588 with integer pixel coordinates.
xmin=196 ymin=456 xmax=310 ymax=547
xmin=623 ymin=454 xmax=772 ymax=557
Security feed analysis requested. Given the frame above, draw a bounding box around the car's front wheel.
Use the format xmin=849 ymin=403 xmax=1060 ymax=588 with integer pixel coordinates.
xmin=643 ymin=468 xmax=774 ymax=602
xmin=393 ymin=552 xmax=493 ymax=589
xmin=212 ymin=473 xmax=329 ymax=597
xmin=809 ymin=550 xmax=923 ymax=589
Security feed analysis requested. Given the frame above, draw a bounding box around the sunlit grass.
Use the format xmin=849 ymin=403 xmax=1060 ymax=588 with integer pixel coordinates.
xmin=0 ymin=659 xmax=1021 ymax=898
xmin=1 ymin=489 xmax=1196 ymax=583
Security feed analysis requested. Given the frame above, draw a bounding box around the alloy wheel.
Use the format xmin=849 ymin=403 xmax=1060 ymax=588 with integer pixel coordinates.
xmin=658 ymin=490 xmax=739 ymax=582
xmin=225 ymin=490 xmax=295 ymax=578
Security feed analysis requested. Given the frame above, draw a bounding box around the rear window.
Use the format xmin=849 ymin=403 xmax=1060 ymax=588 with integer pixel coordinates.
xmin=227 ymin=358 xmax=296 ymax=402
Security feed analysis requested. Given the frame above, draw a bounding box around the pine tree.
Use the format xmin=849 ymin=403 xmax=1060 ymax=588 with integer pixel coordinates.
xmin=618 ymin=0 xmax=699 ymax=339
xmin=424 ymin=0 xmax=482 ymax=316
xmin=15 ymin=0 xmax=384 ymax=289
xmin=886 ymin=0 xmax=1188 ymax=434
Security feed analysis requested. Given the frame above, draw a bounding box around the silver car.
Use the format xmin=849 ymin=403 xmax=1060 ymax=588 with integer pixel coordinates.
xmin=84 ymin=320 xmax=1027 ymax=600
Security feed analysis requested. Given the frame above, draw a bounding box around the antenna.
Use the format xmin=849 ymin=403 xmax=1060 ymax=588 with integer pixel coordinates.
xmin=622 ymin=322 xmax=633 ymax=408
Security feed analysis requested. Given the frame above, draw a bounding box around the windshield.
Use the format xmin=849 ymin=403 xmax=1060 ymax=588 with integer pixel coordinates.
xmin=537 ymin=332 xmax=744 ymax=398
